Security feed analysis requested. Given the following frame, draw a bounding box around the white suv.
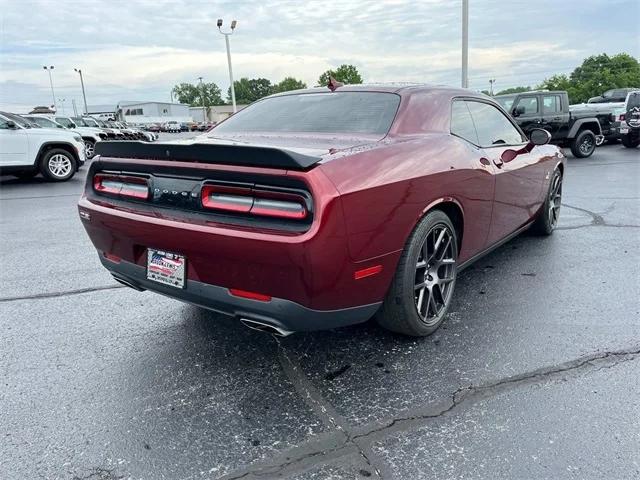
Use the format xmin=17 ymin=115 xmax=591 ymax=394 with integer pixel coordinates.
xmin=30 ymin=114 xmax=105 ymax=159
xmin=0 ymin=112 xmax=85 ymax=181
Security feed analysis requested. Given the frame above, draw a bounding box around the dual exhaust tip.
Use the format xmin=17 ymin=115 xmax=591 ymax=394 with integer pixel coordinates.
xmin=239 ymin=318 xmax=293 ymax=337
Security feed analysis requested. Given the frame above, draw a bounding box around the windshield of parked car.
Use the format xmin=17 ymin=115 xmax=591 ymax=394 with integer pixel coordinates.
xmin=1 ymin=111 xmax=33 ymax=128
xmin=27 ymin=116 xmax=63 ymax=129
xmin=83 ymin=118 xmax=100 ymax=127
xmin=211 ymin=92 xmax=401 ymax=135
xmin=494 ymin=95 xmax=516 ymax=111
xmin=72 ymin=117 xmax=88 ymax=127
xmin=55 ymin=117 xmax=76 ymax=128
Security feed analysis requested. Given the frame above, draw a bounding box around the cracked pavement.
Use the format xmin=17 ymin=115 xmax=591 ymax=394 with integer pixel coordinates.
xmin=1 ymin=144 xmax=639 ymax=479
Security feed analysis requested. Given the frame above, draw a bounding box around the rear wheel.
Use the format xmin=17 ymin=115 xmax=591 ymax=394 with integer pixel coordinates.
xmin=377 ymin=210 xmax=458 ymax=336
xmin=84 ymin=139 xmax=96 ymax=159
xmin=621 ymin=133 xmax=640 ymax=148
xmin=570 ymin=130 xmax=596 ymax=158
xmin=39 ymin=149 xmax=76 ymax=182
xmin=531 ymin=168 xmax=562 ymax=235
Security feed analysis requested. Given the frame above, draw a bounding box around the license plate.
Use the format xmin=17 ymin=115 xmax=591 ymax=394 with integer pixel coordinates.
xmin=147 ymin=249 xmax=186 ymax=289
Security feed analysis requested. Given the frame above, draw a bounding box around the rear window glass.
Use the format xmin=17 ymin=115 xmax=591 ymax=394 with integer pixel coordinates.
xmin=212 ymin=92 xmax=400 ymax=135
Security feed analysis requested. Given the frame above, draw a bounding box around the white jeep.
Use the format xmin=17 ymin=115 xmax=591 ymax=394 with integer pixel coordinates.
xmin=30 ymin=114 xmax=105 ymax=159
xmin=0 ymin=112 xmax=85 ymax=181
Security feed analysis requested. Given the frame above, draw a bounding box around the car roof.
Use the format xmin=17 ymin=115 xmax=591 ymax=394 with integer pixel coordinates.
xmin=267 ymin=83 xmax=486 ymax=99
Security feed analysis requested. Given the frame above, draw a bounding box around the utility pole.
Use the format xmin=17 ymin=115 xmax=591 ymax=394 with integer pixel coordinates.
xmin=72 ymin=99 xmax=78 ymax=116
xmin=198 ymin=77 xmax=206 ymax=123
xmin=461 ymin=0 xmax=469 ymax=88
xmin=218 ymin=19 xmax=238 ymax=112
xmin=74 ymin=68 xmax=88 ymax=114
xmin=43 ymin=66 xmax=57 ymax=111
xmin=58 ymin=98 xmax=66 ymax=115
xmin=489 ymin=78 xmax=496 ymax=96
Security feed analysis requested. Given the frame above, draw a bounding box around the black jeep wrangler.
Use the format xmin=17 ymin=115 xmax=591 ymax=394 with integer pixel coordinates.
xmin=495 ymin=91 xmax=611 ymax=158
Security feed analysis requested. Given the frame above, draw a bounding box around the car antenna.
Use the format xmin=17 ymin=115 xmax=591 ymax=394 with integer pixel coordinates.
xmin=327 ymin=76 xmax=344 ymax=92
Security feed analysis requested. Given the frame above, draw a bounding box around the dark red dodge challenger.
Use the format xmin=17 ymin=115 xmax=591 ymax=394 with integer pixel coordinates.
xmin=79 ymin=85 xmax=565 ymax=336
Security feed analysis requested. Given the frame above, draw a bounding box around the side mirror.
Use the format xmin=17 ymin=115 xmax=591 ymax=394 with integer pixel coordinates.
xmin=6 ymin=120 xmax=17 ymax=129
xmin=529 ymin=128 xmax=551 ymax=146
xmin=512 ymin=105 xmax=525 ymax=117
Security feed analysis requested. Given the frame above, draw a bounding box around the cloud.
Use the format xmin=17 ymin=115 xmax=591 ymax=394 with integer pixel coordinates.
xmin=0 ymin=0 xmax=638 ymax=111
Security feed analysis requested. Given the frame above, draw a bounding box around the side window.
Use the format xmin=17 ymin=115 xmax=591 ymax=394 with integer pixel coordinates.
xmin=542 ymin=95 xmax=561 ymax=114
xmin=450 ymin=100 xmax=479 ymax=145
xmin=466 ymin=101 xmax=525 ymax=147
xmin=0 ymin=119 xmax=9 ymax=129
xmin=515 ymin=96 xmax=538 ymax=115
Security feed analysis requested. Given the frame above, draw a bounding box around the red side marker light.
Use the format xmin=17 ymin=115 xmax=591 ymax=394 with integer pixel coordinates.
xmin=103 ymin=252 xmax=122 ymax=263
xmin=229 ymin=288 xmax=272 ymax=302
xmin=354 ymin=265 xmax=383 ymax=280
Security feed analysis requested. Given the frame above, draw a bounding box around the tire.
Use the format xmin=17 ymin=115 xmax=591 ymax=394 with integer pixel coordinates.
xmin=621 ymin=134 xmax=640 ymax=148
xmin=83 ymin=139 xmax=96 ymax=159
xmin=39 ymin=148 xmax=76 ymax=182
xmin=377 ymin=210 xmax=458 ymax=336
xmin=531 ymin=168 xmax=563 ymax=235
xmin=570 ymin=130 xmax=596 ymax=158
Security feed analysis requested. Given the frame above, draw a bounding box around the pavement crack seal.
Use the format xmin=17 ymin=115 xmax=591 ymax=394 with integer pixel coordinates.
xmin=353 ymin=345 xmax=640 ymax=443
xmin=559 ymin=203 xmax=640 ymax=230
xmin=219 ymin=345 xmax=640 ymax=479
xmin=217 ymin=337 xmax=386 ymax=479
xmin=0 ymin=284 xmax=125 ymax=302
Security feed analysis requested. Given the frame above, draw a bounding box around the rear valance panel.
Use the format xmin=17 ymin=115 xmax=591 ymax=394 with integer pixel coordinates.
xmin=94 ymin=141 xmax=322 ymax=171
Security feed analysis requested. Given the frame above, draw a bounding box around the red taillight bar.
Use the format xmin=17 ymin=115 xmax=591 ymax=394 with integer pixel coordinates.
xmin=201 ymin=184 xmax=308 ymax=220
xmin=94 ymin=173 xmax=149 ymax=199
xmin=229 ymin=288 xmax=272 ymax=302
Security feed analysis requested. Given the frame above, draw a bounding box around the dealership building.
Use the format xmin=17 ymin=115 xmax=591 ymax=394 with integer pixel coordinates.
xmin=86 ymin=101 xmax=192 ymax=124
xmin=86 ymin=101 xmax=245 ymax=125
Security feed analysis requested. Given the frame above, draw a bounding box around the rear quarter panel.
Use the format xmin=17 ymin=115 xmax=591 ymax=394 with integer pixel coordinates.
xmin=318 ymin=133 xmax=495 ymax=264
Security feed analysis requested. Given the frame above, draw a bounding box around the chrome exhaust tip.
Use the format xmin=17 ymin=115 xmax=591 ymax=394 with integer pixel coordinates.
xmin=239 ymin=318 xmax=293 ymax=337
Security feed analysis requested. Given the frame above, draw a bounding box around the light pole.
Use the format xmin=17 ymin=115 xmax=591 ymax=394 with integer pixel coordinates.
xmin=198 ymin=76 xmax=206 ymax=123
xmin=218 ymin=18 xmax=238 ymax=112
xmin=43 ymin=66 xmax=57 ymax=112
xmin=58 ymin=98 xmax=66 ymax=115
xmin=489 ymin=78 xmax=496 ymax=96
xmin=74 ymin=68 xmax=88 ymax=114
xmin=461 ymin=0 xmax=469 ymax=88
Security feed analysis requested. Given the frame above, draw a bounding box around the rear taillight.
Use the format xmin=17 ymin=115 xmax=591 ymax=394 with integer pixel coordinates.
xmin=94 ymin=173 xmax=149 ymax=199
xmin=201 ymin=184 xmax=308 ymax=220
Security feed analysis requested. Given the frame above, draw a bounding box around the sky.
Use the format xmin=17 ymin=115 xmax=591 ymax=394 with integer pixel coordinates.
xmin=1 ymin=0 xmax=638 ymax=113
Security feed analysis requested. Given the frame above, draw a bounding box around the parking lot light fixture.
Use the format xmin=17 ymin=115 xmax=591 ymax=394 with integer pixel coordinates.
xmin=74 ymin=68 xmax=88 ymax=114
xmin=218 ymin=19 xmax=238 ymax=113
xmin=43 ymin=65 xmax=57 ymax=112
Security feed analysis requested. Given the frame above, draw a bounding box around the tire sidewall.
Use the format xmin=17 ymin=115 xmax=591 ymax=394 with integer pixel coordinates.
xmin=395 ymin=211 xmax=458 ymax=336
xmin=571 ymin=130 xmax=596 ymax=158
xmin=40 ymin=149 xmax=76 ymax=182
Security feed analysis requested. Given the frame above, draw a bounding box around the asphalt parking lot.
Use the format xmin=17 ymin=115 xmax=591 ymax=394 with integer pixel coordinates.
xmin=1 ymin=141 xmax=639 ymax=480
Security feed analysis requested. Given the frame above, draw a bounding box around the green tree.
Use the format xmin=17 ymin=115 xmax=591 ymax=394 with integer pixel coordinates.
xmin=272 ymin=77 xmax=307 ymax=94
xmin=496 ymin=86 xmax=532 ymax=95
xmin=228 ymin=78 xmax=273 ymax=104
xmin=172 ymin=82 xmax=223 ymax=106
xmin=317 ymin=64 xmax=363 ymax=86
xmin=538 ymin=53 xmax=640 ymax=103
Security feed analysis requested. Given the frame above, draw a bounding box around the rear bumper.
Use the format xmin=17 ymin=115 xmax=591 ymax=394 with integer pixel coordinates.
xmin=102 ymin=256 xmax=380 ymax=332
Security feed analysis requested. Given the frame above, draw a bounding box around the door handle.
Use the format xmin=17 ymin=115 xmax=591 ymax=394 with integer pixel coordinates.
xmin=493 ymin=158 xmax=503 ymax=168
xmin=552 ymin=117 xmax=561 ymax=121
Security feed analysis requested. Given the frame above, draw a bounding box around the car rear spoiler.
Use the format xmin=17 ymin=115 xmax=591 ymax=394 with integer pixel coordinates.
xmin=94 ymin=141 xmax=322 ymax=171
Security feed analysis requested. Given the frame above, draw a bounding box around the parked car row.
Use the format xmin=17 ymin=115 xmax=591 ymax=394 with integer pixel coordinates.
xmin=0 ymin=111 xmax=161 ymax=182
xmin=0 ymin=111 xmax=86 ymax=182
xmin=144 ymin=121 xmax=216 ymax=133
